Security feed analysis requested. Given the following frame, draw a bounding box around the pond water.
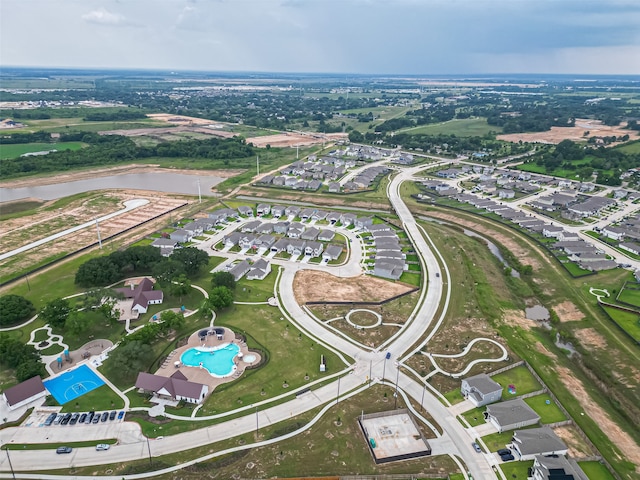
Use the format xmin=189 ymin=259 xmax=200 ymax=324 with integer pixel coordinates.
xmin=1 ymin=172 xmax=225 ymax=202
xmin=525 ymin=304 xmax=550 ymax=321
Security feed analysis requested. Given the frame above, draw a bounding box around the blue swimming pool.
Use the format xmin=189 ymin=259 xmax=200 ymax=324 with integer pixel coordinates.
xmin=43 ymin=364 xmax=105 ymax=404
xmin=180 ymin=343 xmax=240 ymax=377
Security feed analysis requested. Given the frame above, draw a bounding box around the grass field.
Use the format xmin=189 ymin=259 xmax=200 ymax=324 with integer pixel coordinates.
xmin=500 ymin=460 xmax=534 ymax=480
xmin=490 ymin=366 xmax=542 ymax=396
xmin=613 ymin=140 xmax=640 ymax=154
xmin=523 ymin=393 xmax=567 ymax=423
xmin=579 ymin=461 xmax=617 ymax=480
xmin=0 ymin=141 xmax=86 ymax=159
xmin=601 ymin=305 xmax=640 ymax=342
xmin=617 ymin=284 xmax=640 ymax=308
xmin=395 ymin=117 xmax=502 ymax=137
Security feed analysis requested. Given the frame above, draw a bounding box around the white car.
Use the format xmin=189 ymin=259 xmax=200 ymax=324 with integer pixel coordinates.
xmin=95 ymin=444 xmax=110 ymax=451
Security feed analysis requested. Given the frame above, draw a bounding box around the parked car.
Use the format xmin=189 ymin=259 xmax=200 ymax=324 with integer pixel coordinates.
xmin=44 ymin=413 xmax=57 ymax=426
xmin=101 ymin=412 xmax=109 ymax=422
xmin=86 ymin=411 xmax=95 ymax=424
xmin=109 ymin=410 xmax=117 ymax=421
xmin=69 ymin=413 xmax=79 ymax=425
xmin=500 ymin=453 xmax=515 ymax=461
xmin=53 ymin=414 xmax=63 ymax=425
xmin=56 ymin=447 xmax=72 ymax=454
xmin=95 ymin=444 xmax=110 ymax=451
xmin=92 ymin=414 xmax=101 ymax=424
xmin=79 ymin=413 xmax=87 ymax=423
xmin=472 ymin=442 xmax=482 ymax=453
xmin=497 ymin=448 xmax=511 ymax=456
xmin=117 ymin=411 xmax=125 ymax=420
xmin=61 ymin=413 xmax=72 ymax=425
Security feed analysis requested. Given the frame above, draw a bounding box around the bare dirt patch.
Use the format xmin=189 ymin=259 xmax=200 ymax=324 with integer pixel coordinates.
xmin=553 ymin=301 xmax=585 ymax=322
xmin=502 ymin=309 xmax=533 ymax=331
xmin=497 ymin=118 xmax=639 ymax=145
xmin=293 ymin=270 xmax=413 ymax=304
xmin=573 ymin=328 xmax=608 ymax=350
xmin=553 ymin=425 xmax=595 ymax=458
xmin=101 ymin=125 xmax=237 ymax=139
xmin=246 ymin=132 xmax=347 ymax=148
xmin=147 ymin=113 xmax=229 ymax=126
xmin=421 ymin=210 xmax=542 ymax=270
xmin=557 ymin=366 xmax=640 ymax=470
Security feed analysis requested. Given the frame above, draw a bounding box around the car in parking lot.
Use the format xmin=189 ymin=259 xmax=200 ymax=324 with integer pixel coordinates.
xmin=79 ymin=413 xmax=87 ymax=423
xmin=500 ymin=453 xmax=515 ymax=461
xmin=109 ymin=410 xmax=117 ymax=420
xmin=117 ymin=411 xmax=125 ymax=420
xmin=497 ymin=448 xmax=511 ymax=456
xmin=472 ymin=442 xmax=482 ymax=453
xmin=95 ymin=444 xmax=110 ymax=451
xmin=92 ymin=413 xmax=101 ymax=424
xmin=69 ymin=413 xmax=79 ymax=425
xmin=86 ymin=411 xmax=95 ymax=424
xmin=53 ymin=414 xmax=63 ymax=425
xmin=61 ymin=413 xmax=72 ymax=425
xmin=101 ymin=412 xmax=109 ymax=422
xmin=56 ymin=446 xmax=72 ymax=454
xmin=44 ymin=413 xmax=57 ymax=426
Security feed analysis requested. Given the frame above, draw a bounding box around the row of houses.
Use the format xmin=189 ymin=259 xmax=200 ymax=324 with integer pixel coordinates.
xmin=451 ymin=193 xmax=618 ymax=272
xmin=227 ymin=258 xmax=272 ymax=281
xmin=598 ymin=214 xmax=640 ymax=256
xmin=366 ymin=224 xmax=406 ymax=280
xmin=531 ymin=193 xmax=616 ymax=219
xmin=343 ymin=165 xmax=390 ymax=192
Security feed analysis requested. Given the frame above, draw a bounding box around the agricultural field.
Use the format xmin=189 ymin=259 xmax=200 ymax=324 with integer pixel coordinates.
xmin=0 ymin=141 xmax=86 ymax=159
xmin=395 ymin=117 xmax=502 ymax=137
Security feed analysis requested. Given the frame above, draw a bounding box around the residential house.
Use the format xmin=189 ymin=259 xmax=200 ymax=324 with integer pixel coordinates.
xmin=300 ymin=208 xmax=317 ymax=221
xmin=322 ymin=244 xmax=343 ymax=261
xmin=271 ymin=205 xmax=286 ymax=218
xmin=542 ymin=226 xmax=564 ymax=239
xmin=193 ymin=218 xmax=214 ymax=231
xmin=327 ymin=212 xmax=341 ymax=225
xmin=301 ymin=227 xmax=320 ymax=241
xmin=305 ymin=241 xmax=324 ymax=257
xmin=170 ymin=229 xmax=193 ymax=243
xmin=287 ymin=239 xmax=307 ymax=256
xmin=256 ymin=235 xmax=275 ymax=249
xmin=238 ymin=205 xmax=254 ymax=217
xmin=307 ymin=179 xmax=322 ymax=191
xmin=247 ymin=259 xmax=271 ymax=280
xmin=318 ymin=230 xmax=335 ymax=242
xmin=284 ymin=176 xmax=298 ymax=187
xmin=271 ymin=238 xmax=290 ymax=253
xmin=241 ymin=220 xmax=262 ymax=233
xmin=272 ymin=176 xmax=286 ymax=187
xmin=619 ymin=242 xmax=640 ymax=255
xmin=355 ymin=216 xmax=374 ymax=230
xmin=256 ymin=204 xmax=271 ymax=216
xmin=273 ymin=221 xmax=290 ymax=235
xmin=484 ymin=398 xmax=540 ymax=432
xmin=373 ymin=258 xmax=405 ymax=280
xmin=239 ymin=234 xmax=257 ymax=250
xmin=328 ymin=182 xmax=341 ymax=193
xmin=229 ymin=260 xmax=251 ymax=281
xmin=602 ymin=226 xmax=626 ymax=241
xmin=340 ymin=213 xmax=357 ymax=226
xmin=498 ymin=189 xmax=516 ymax=199
xmin=3 ymin=376 xmax=48 ymax=410
xmin=368 ymin=223 xmax=391 ymax=234
xmin=530 ymin=455 xmax=588 ymax=480
xmin=311 ymin=210 xmax=328 ymax=222
xmin=223 ymin=232 xmax=242 ymax=248
xmin=285 ymin=206 xmax=300 ymax=218
xmin=151 ymin=238 xmax=179 ymax=253
xmin=258 ymin=175 xmax=274 ymax=185
xmin=114 ymin=278 xmax=163 ymax=315
xmin=511 ymin=427 xmax=568 ymax=461
xmin=182 ymin=221 xmax=204 ymax=237
xmin=287 ymin=222 xmax=306 ymax=238
xmin=135 ymin=371 xmax=208 ymax=404
xmin=257 ymin=223 xmax=274 ymax=234
xmin=460 ymin=374 xmax=502 ymax=407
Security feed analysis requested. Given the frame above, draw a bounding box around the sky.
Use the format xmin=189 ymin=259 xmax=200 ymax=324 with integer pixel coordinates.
xmin=2 ymin=0 xmax=640 ymax=75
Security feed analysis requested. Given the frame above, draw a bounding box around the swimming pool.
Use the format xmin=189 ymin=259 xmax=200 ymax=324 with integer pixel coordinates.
xmin=180 ymin=343 xmax=240 ymax=377
xmin=43 ymin=364 xmax=105 ymax=404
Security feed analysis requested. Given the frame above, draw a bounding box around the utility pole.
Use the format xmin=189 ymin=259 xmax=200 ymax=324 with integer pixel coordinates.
xmin=394 ymin=367 xmax=400 ymax=409
xmin=420 ymin=383 xmax=426 ymax=413
xmin=95 ymin=219 xmax=102 ymax=249
xmin=197 ymin=178 xmax=202 ymax=204
xmin=296 ymin=145 xmax=299 ymax=159
xmin=146 ymin=437 xmax=152 ymax=466
xmin=256 ymin=155 xmax=260 ymax=176
xmin=336 ymin=375 xmax=341 ymax=405
xmin=4 ymin=448 xmax=16 ymax=480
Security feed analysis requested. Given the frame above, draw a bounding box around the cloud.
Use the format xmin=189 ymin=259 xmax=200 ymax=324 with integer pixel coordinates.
xmin=82 ymin=7 xmax=128 ymax=26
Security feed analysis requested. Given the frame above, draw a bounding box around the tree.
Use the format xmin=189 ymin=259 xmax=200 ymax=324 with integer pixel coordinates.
xmin=170 ymin=274 xmax=191 ymax=302
xmin=160 ymin=310 xmax=185 ymax=330
xmin=16 ymin=360 xmax=46 ymax=382
xmin=207 ymin=286 xmax=234 ymax=311
xmin=152 ymin=259 xmax=185 ymax=286
xmin=0 ymin=295 xmax=35 ymax=327
xmin=211 ymin=271 xmax=236 ymax=290
xmin=171 ymin=247 xmax=209 ymax=276
xmin=0 ymin=335 xmax=41 ymax=368
xmin=75 ymin=256 xmax=120 ymax=286
xmin=107 ymin=340 xmax=154 ymax=382
xmin=39 ymin=298 xmax=71 ymax=328
xmin=65 ymin=310 xmax=92 ymax=336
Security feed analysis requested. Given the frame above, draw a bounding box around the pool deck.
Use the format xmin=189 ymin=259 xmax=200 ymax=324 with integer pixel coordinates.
xmin=152 ymin=328 xmax=261 ymax=394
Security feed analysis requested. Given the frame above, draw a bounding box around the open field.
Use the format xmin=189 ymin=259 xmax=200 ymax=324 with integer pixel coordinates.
xmin=0 ymin=141 xmax=86 ymax=159
xmin=245 ymin=131 xmax=348 ymax=148
xmin=497 ymin=118 xmax=639 ymax=145
xmin=396 ymin=117 xmax=502 ymax=137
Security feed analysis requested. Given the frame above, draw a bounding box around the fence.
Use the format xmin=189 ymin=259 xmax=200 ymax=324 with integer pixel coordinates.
xmin=306 ymin=287 xmax=419 ymax=307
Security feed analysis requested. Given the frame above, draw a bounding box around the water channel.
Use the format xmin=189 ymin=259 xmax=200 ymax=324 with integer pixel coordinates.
xmin=0 ymin=172 xmax=225 ymax=202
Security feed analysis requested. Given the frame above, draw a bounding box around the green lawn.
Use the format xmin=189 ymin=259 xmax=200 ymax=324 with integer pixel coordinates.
xmin=491 ymin=365 xmax=542 ymax=397
xmin=601 ymin=306 xmax=640 ymax=343
xmin=523 ymin=393 xmax=567 ymax=423
xmin=461 ymin=407 xmax=487 ymax=427
xmin=395 ymin=117 xmax=501 ymax=137
xmin=500 ymin=460 xmax=534 ymax=480
xmin=399 ymin=271 xmax=422 ymax=287
xmin=579 ymin=461 xmax=617 ymax=480
xmin=482 ymin=430 xmax=515 ymax=451
xmin=0 ymin=142 xmax=86 ymax=159
xmin=617 ymin=285 xmax=640 ymax=308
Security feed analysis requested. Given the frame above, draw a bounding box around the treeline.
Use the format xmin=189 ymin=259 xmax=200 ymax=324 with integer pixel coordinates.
xmin=0 ymin=130 xmax=53 ymax=144
xmin=0 ymin=133 xmax=256 ymax=178
xmin=83 ymin=110 xmax=147 ymax=121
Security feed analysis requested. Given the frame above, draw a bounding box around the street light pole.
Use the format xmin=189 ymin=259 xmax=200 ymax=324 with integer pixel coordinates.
xmin=4 ymin=448 xmax=16 ymax=480
xmin=420 ymin=383 xmax=426 ymax=413
xmin=394 ymin=366 xmax=400 ymax=409
xmin=336 ymin=375 xmax=341 ymax=405
xmin=146 ymin=437 xmax=152 ymax=466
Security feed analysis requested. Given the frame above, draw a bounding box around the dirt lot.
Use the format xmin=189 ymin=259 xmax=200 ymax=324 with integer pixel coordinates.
xmin=497 ymin=118 xmax=639 ymax=145
xmin=573 ymin=328 xmax=608 ymax=350
xmin=147 ymin=113 xmax=229 ymax=126
xmin=246 ymin=132 xmax=348 ymax=148
xmin=557 ymin=366 xmax=640 ymax=471
xmin=100 ymin=125 xmax=236 ymax=139
xmin=554 ymin=425 xmax=596 ymax=458
xmin=553 ymin=300 xmax=585 ymax=322
xmin=293 ymin=271 xmax=414 ymax=304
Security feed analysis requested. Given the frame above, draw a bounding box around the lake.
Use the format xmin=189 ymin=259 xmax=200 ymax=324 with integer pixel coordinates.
xmin=0 ymin=172 xmax=225 ymax=202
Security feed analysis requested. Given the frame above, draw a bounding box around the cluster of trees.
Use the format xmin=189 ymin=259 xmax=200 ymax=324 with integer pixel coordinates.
xmin=199 ymin=271 xmax=236 ymax=317
xmin=0 ymin=335 xmax=45 ymax=382
xmin=83 ymin=110 xmax=147 ymax=121
xmin=75 ymin=246 xmax=209 ymax=288
xmin=0 ymin=130 xmax=53 ymax=145
xmin=0 ymin=294 xmax=35 ymax=327
xmin=1 ymin=132 xmax=255 ymax=178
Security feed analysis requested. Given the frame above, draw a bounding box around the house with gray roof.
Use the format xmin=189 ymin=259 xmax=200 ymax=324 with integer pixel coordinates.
xmin=461 ymin=373 xmax=502 ymax=407
xmin=287 ymin=222 xmax=306 ymax=238
xmin=135 ymin=371 xmax=208 ymax=404
xmin=355 ymin=216 xmax=374 ymax=230
xmin=182 ymin=221 xmax=204 ymax=236
xmin=238 ymin=205 xmax=254 ymax=217
xmin=273 ymin=221 xmax=290 ymax=234
xmin=328 ymin=182 xmax=341 ymax=192
xmin=323 ymin=244 xmax=343 ymax=261
xmin=256 ymin=204 xmax=271 ymax=216
xmin=271 ymin=205 xmax=286 ymax=218
xmin=301 ymin=227 xmax=320 ymax=241
xmin=305 ymin=241 xmax=324 ymax=257
xmin=312 ymin=210 xmax=328 ymax=221
xmin=241 ymin=220 xmax=262 ymax=233
xmin=318 ymin=230 xmax=335 ymax=242
xmin=373 ymin=258 xmax=405 ymax=280
xmin=340 ymin=213 xmax=357 ymax=226
xmin=271 ymin=238 xmax=290 ymax=253
xmin=285 ymin=205 xmax=300 ymax=217
xmin=484 ymin=398 xmax=540 ymax=432
xmin=151 ymin=238 xmax=179 ymax=252
xmin=193 ymin=218 xmax=215 ymax=231
xmin=287 ymin=239 xmax=307 ymax=256
xmin=170 ymin=229 xmax=193 ymax=243
xmin=257 ymin=223 xmax=274 ymax=234
xmin=531 ymin=455 xmax=588 ymax=480
xmin=511 ymin=426 xmax=567 ymax=461
xmin=223 ymin=232 xmax=242 ymax=248
xmin=327 ymin=212 xmax=341 ymax=224
xmin=247 ymin=259 xmax=271 ymax=280
xmin=256 ymin=235 xmax=275 ymax=249
xmin=239 ymin=234 xmax=257 ymax=250
xmin=229 ymin=260 xmax=251 ymax=281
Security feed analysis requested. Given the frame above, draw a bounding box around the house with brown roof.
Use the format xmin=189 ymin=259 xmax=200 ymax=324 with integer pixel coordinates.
xmin=114 ymin=278 xmax=163 ymax=315
xmin=2 ymin=376 xmax=48 ymax=410
xmin=135 ymin=371 xmax=208 ymax=404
